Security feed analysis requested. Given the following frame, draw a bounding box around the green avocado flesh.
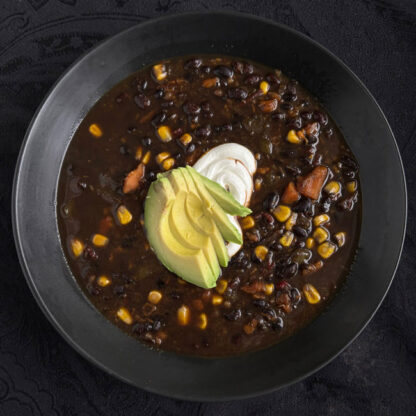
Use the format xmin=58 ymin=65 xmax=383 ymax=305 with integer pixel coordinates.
xmin=144 ymin=167 xmax=251 ymax=288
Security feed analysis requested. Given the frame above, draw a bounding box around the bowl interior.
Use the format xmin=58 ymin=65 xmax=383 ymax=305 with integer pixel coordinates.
xmin=13 ymin=11 xmax=406 ymax=401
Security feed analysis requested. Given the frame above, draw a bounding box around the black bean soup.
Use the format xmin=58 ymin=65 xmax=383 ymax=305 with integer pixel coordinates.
xmin=58 ymin=55 xmax=360 ymax=357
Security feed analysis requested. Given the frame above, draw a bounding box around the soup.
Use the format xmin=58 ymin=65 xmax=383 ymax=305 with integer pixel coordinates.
xmin=57 ymin=55 xmax=360 ymax=356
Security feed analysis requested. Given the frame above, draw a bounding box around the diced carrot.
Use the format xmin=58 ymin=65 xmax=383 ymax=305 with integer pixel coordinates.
xmin=98 ymin=215 xmax=114 ymax=234
xmin=123 ymin=163 xmax=145 ymax=193
xmin=241 ymin=281 xmax=266 ymax=294
xmin=281 ymin=181 xmax=300 ymax=204
xmin=297 ymin=166 xmax=328 ymax=200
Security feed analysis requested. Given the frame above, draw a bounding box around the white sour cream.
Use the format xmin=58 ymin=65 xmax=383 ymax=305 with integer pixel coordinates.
xmin=193 ymin=143 xmax=256 ymax=257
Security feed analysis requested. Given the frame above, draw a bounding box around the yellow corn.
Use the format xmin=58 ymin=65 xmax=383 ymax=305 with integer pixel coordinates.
xmin=135 ymin=146 xmax=143 ymax=161
xmin=241 ymin=216 xmax=255 ymax=230
xmin=180 ymin=133 xmax=192 ymax=146
xmin=152 ymin=64 xmax=167 ymax=81
xmin=265 ymin=283 xmax=275 ymax=295
xmin=197 ymin=313 xmax=208 ymax=330
xmin=346 ymin=180 xmax=357 ymax=193
xmin=273 ymin=205 xmax=291 ymax=222
xmin=148 ymin=290 xmax=162 ymax=305
xmin=117 ymin=307 xmax=133 ymax=325
xmin=303 ymin=284 xmax=321 ymax=304
xmin=279 ymin=231 xmax=294 ymax=247
xmin=216 ymin=279 xmax=228 ymax=295
xmin=162 ymin=157 xmax=175 ymax=171
xmin=156 ymin=151 xmax=170 ymax=165
xmin=212 ymin=295 xmax=223 ymax=305
xmin=260 ymin=81 xmax=270 ymax=94
xmin=254 ymin=245 xmax=268 ymax=261
xmin=313 ymin=227 xmax=329 ymax=244
xmin=157 ymin=125 xmax=172 ymax=142
xmin=324 ymin=181 xmax=341 ymax=194
xmin=313 ymin=214 xmax=330 ymax=227
xmin=317 ymin=241 xmax=337 ymax=259
xmin=117 ymin=205 xmax=132 ymax=225
xmin=177 ymin=305 xmax=190 ymax=326
xmin=71 ymin=238 xmax=84 ymax=258
xmin=287 ymin=129 xmax=302 ymax=144
xmin=97 ymin=275 xmax=111 ymax=287
xmin=285 ymin=212 xmax=298 ymax=230
xmin=92 ymin=233 xmax=109 ymax=247
xmin=306 ymin=237 xmax=315 ymax=249
xmin=254 ymin=178 xmax=262 ymax=191
xmin=141 ymin=150 xmax=151 ymax=165
xmin=334 ymin=232 xmax=346 ymax=247
xmin=89 ymin=123 xmax=102 ymax=138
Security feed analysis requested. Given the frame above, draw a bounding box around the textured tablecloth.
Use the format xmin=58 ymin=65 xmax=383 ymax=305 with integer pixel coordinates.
xmin=1 ymin=0 xmax=415 ymax=414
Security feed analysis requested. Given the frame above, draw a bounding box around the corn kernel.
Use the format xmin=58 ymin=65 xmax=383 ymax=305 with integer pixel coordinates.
xmin=117 ymin=307 xmax=133 ymax=325
xmin=89 ymin=123 xmax=102 ymax=138
xmin=254 ymin=245 xmax=268 ymax=261
xmin=303 ymin=283 xmax=321 ymax=304
xmin=324 ymin=181 xmax=341 ymax=194
xmin=71 ymin=238 xmax=84 ymax=258
xmin=197 ymin=313 xmax=208 ymax=330
xmin=92 ymin=233 xmax=109 ymax=247
xmin=152 ymin=64 xmax=167 ymax=81
xmin=135 ymin=146 xmax=143 ymax=161
xmin=157 ymin=125 xmax=172 ymax=142
xmin=279 ymin=231 xmax=294 ymax=247
xmin=241 ymin=216 xmax=255 ymax=230
xmin=216 ymin=279 xmax=228 ymax=295
xmin=346 ymin=180 xmax=357 ymax=193
xmin=148 ymin=290 xmax=162 ymax=305
xmin=285 ymin=212 xmax=298 ymax=230
xmin=156 ymin=151 xmax=171 ymax=165
xmin=141 ymin=150 xmax=151 ymax=165
xmin=97 ymin=275 xmax=111 ymax=287
xmin=254 ymin=178 xmax=262 ymax=191
xmin=180 ymin=133 xmax=192 ymax=146
xmin=212 ymin=295 xmax=223 ymax=305
xmin=334 ymin=231 xmax=346 ymax=247
xmin=313 ymin=227 xmax=329 ymax=244
xmin=177 ymin=305 xmax=190 ymax=326
xmin=287 ymin=129 xmax=302 ymax=144
xmin=273 ymin=205 xmax=291 ymax=222
xmin=162 ymin=157 xmax=175 ymax=171
xmin=313 ymin=214 xmax=330 ymax=227
xmin=265 ymin=283 xmax=275 ymax=295
xmin=306 ymin=237 xmax=315 ymax=249
xmin=317 ymin=241 xmax=337 ymax=259
xmin=260 ymin=81 xmax=270 ymax=94
xmin=117 ymin=205 xmax=132 ymax=225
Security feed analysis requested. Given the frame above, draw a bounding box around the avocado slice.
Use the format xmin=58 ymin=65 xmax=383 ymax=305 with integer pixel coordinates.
xmin=187 ymin=166 xmax=252 ymax=217
xmin=168 ymin=190 xmax=220 ymax=278
xmin=179 ymin=167 xmax=243 ymax=245
xmin=144 ymin=177 xmax=216 ymax=288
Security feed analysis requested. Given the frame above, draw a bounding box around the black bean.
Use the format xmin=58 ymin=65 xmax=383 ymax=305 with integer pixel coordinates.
xmin=292 ymin=225 xmax=308 ymax=237
xmin=286 ymin=165 xmax=301 ymax=176
xmin=132 ymin=322 xmax=146 ymax=335
xmin=265 ymin=73 xmax=280 ymax=85
xmin=293 ymin=197 xmax=312 ymax=214
xmin=142 ymin=137 xmax=152 ymax=147
xmin=77 ymin=179 xmax=87 ymax=190
xmin=253 ymin=299 xmax=269 ymax=309
xmin=290 ymin=287 xmax=302 ymax=307
xmin=152 ymin=319 xmax=162 ymax=332
xmin=151 ymin=111 xmax=167 ymax=127
xmin=300 ymin=110 xmax=312 ymax=120
xmin=187 ymin=143 xmax=196 ymax=153
xmin=113 ymin=285 xmax=125 ymax=295
xmin=313 ymin=110 xmax=328 ymax=125
xmin=184 ymin=58 xmax=202 ymax=70
xmin=243 ymin=63 xmax=254 ymax=74
xmin=221 ymin=123 xmax=233 ymax=132
xmin=272 ymin=111 xmax=286 ymax=121
xmin=201 ymin=101 xmax=211 ymax=112
xmin=228 ymin=88 xmax=248 ymax=100
xmin=281 ymin=102 xmax=293 ymax=111
xmin=224 ymin=309 xmax=242 ymax=321
xmin=232 ymin=61 xmax=244 ymax=74
xmin=161 ymin=100 xmax=174 ymax=108
xmin=183 ymin=102 xmax=201 ymax=115
xmin=154 ymin=88 xmax=164 ymax=99
xmin=283 ymin=263 xmax=299 ymax=278
xmin=195 ymin=125 xmax=211 ymax=138
xmin=271 ymin=317 xmax=284 ymax=331
xmin=229 ymin=276 xmax=241 ymax=289
xmin=288 ymin=116 xmax=302 ymax=129
xmin=134 ymin=94 xmax=150 ymax=109
xmin=263 ymin=192 xmax=280 ymax=211
xmin=320 ymin=197 xmax=332 ymax=213
xmin=283 ymin=92 xmax=297 ymax=102
xmin=137 ymin=79 xmax=148 ymax=91
xmin=244 ymin=74 xmax=261 ymax=85
xmin=83 ymin=246 xmax=98 ymax=261
xmin=263 ymin=308 xmax=278 ymax=322
xmin=213 ymin=65 xmax=234 ymax=79
xmin=337 ymin=196 xmax=356 ymax=211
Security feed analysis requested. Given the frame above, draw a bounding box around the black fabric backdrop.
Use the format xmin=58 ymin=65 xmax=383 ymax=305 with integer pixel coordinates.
xmin=0 ymin=0 xmax=415 ymax=414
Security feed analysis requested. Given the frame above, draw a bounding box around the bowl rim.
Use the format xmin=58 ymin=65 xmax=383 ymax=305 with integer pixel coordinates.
xmin=12 ymin=10 xmax=407 ymax=401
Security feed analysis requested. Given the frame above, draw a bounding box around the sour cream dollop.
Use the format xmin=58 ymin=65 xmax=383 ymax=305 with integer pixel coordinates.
xmin=193 ymin=143 xmax=257 ymax=257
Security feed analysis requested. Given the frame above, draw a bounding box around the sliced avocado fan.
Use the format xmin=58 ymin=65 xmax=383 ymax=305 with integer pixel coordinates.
xmin=144 ymin=167 xmax=251 ymax=289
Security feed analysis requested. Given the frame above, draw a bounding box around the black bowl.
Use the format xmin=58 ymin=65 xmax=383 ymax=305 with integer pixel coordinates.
xmin=12 ymin=11 xmax=406 ymax=401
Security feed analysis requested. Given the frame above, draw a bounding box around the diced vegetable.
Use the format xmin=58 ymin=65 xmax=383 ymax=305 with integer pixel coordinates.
xmin=123 ymin=163 xmax=145 ymax=193
xmin=297 ymin=166 xmax=328 ymax=200
xmin=281 ymin=181 xmax=300 ymax=204
xmin=202 ymin=77 xmax=220 ymax=88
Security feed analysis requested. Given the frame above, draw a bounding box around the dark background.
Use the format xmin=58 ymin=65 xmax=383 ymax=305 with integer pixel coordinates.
xmin=1 ymin=0 xmax=415 ymax=414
